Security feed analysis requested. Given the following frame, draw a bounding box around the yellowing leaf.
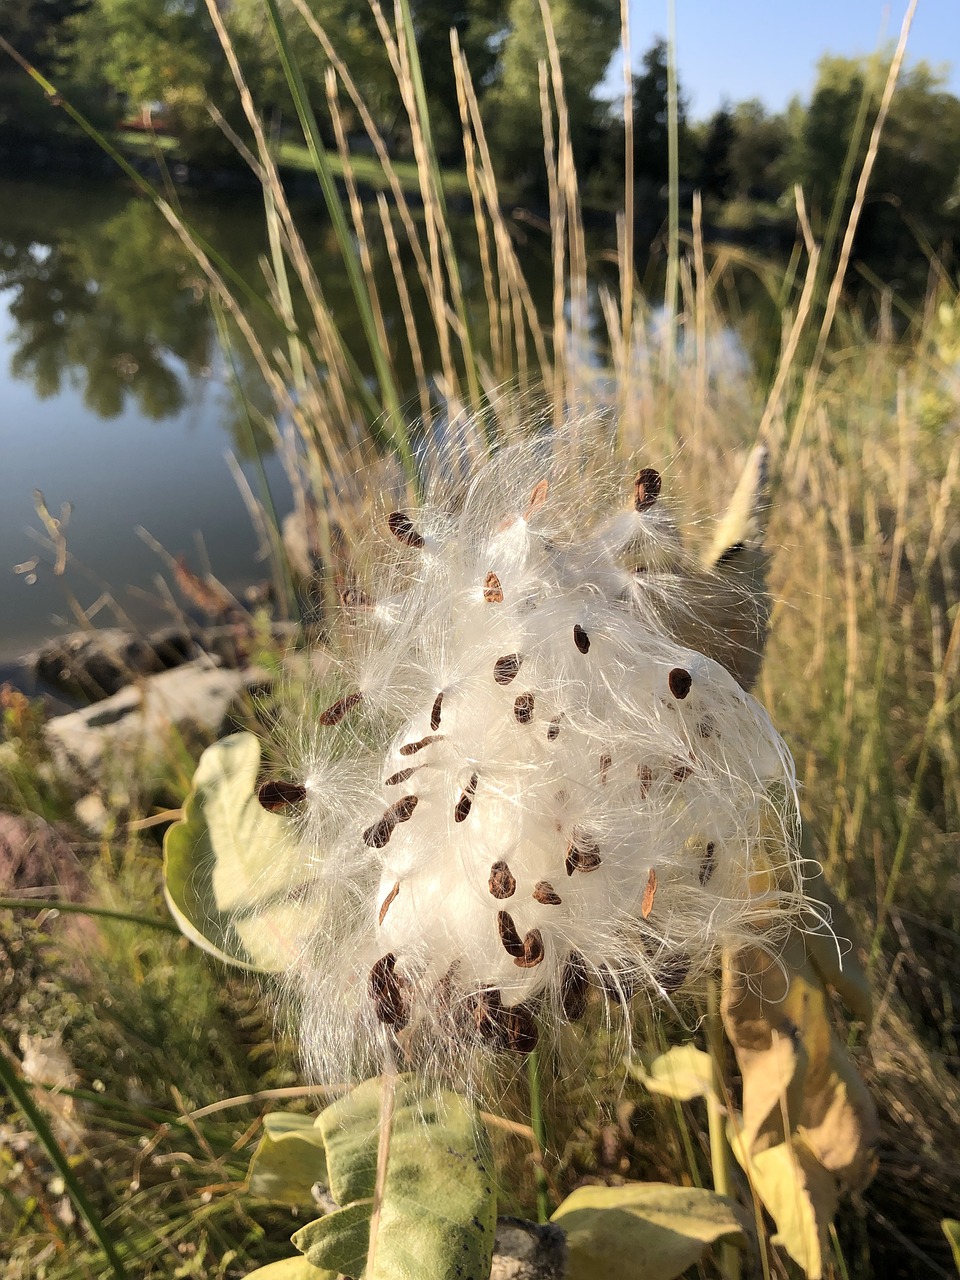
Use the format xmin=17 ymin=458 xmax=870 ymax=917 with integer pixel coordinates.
xmin=722 ymin=937 xmax=879 ymax=1184
xmin=942 ymin=1218 xmax=960 ymax=1274
xmin=247 ymin=1112 xmax=328 ymax=1206
xmin=801 ymin=846 xmax=873 ymax=1029
xmin=736 ymin=1138 xmax=837 ymax=1280
xmin=162 ymin=732 xmax=316 ymax=972
xmin=244 ymin=1258 xmax=335 ymax=1279
xmin=551 ymin=1182 xmax=749 ymax=1280
xmin=629 ymin=1044 xmax=714 ymax=1102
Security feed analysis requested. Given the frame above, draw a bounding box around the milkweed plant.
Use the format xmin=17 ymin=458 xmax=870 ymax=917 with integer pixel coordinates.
xmin=259 ymin=436 xmax=812 ymax=1086
xmin=164 ymin=428 xmax=874 ymax=1280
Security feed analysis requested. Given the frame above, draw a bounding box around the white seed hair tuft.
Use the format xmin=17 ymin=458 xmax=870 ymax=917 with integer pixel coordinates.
xmin=270 ymin=435 xmax=814 ymax=1086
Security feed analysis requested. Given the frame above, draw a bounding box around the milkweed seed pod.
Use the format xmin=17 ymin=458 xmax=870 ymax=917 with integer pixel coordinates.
xmin=269 ymin=437 xmax=810 ymax=1085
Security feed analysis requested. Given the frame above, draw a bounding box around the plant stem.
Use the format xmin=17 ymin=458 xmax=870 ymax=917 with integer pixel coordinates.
xmin=527 ymin=1048 xmax=551 ymax=1224
xmin=706 ymin=976 xmax=740 ymax=1280
xmin=0 ymin=1046 xmax=128 ymax=1279
xmin=0 ymin=897 xmax=180 ymax=933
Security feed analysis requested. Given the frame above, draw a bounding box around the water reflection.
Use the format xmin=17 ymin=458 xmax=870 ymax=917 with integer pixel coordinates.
xmin=1 ymin=188 xmax=216 ymax=421
xmin=0 ymin=178 xmax=300 ymax=661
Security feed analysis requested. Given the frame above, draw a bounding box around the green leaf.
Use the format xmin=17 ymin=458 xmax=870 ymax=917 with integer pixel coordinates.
xmin=244 ymin=1257 xmax=336 ymax=1279
xmin=294 ymin=1204 xmax=372 ymax=1280
xmin=248 ymin=1113 xmax=328 ymax=1206
xmin=162 ymin=732 xmax=311 ymax=971
xmin=551 ymin=1182 xmax=749 ymax=1280
xmin=292 ymin=1076 xmax=497 ymax=1280
xmin=942 ymin=1219 xmax=960 ymax=1275
xmin=629 ymin=1044 xmax=714 ymax=1101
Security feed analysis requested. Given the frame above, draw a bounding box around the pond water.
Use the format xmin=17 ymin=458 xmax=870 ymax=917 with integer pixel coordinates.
xmin=0 ymin=171 xmax=567 ymax=668
xmin=0 ymin=171 xmax=767 ymax=671
xmin=0 ymin=177 xmax=309 ymax=664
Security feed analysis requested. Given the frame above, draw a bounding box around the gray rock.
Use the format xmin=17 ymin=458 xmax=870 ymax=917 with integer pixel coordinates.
xmin=28 ymin=628 xmax=170 ymax=701
xmin=44 ymin=658 xmax=255 ymax=793
xmin=491 ymin=1217 xmax=567 ymax=1280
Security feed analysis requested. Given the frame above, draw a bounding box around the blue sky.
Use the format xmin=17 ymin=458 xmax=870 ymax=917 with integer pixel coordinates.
xmin=603 ymin=1 xmax=959 ymax=118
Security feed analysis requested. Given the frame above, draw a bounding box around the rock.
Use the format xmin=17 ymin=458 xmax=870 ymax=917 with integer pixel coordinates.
xmin=491 ymin=1218 xmax=568 ymax=1280
xmin=28 ymin=628 xmax=189 ymax=702
xmin=43 ymin=658 xmax=256 ymax=793
xmin=73 ymin=792 xmax=110 ymax=837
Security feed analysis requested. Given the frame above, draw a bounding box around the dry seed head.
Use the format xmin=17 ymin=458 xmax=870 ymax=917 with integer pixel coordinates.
xmin=276 ymin=437 xmax=813 ymax=1089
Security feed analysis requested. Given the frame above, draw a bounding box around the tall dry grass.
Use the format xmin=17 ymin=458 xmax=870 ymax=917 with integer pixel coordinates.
xmin=2 ymin=0 xmax=959 ymax=1275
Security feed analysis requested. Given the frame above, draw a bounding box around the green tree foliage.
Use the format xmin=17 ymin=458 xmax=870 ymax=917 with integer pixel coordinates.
xmin=485 ymin=0 xmax=620 ymax=189
xmin=628 ymin=36 xmax=697 ymax=196
xmin=61 ymin=0 xmax=256 ymax=161
xmin=694 ymin=103 xmax=735 ymax=201
xmin=789 ymin=52 xmax=960 ymax=261
xmin=726 ymin=99 xmax=789 ymax=203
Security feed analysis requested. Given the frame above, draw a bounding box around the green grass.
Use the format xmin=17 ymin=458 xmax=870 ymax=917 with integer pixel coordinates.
xmin=3 ymin=3 xmax=960 ymax=1278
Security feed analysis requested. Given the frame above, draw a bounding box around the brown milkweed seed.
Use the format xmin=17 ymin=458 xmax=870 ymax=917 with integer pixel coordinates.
xmin=257 ymin=779 xmax=306 ymax=812
xmin=319 ymin=691 xmax=362 ymax=726
xmin=524 ymin=478 xmax=549 ymax=519
xmin=430 ymin=692 xmax=443 ymax=731
xmin=598 ymin=965 xmax=636 ymax=1005
xmin=504 ymin=1004 xmax=538 ymax=1053
xmin=599 ymin=753 xmax=612 ymax=785
xmin=668 ymin=667 xmax=692 ymax=699
xmin=339 ymin=585 xmax=370 ymax=608
xmin=385 ymin=767 xmax=418 ymax=786
xmin=672 ymin=764 xmax=694 ymax=783
xmin=399 ymin=734 xmax=442 ymax=756
xmin=657 ymin=951 xmax=691 ymax=994
xmin=497 ymin=911 xmax=525 ymax=958
xmin=513 ymin=692 xmax=535 ymax=724
xmin=515 ymin=929 xmax=544 ymax=968
xmin=363 ymin=816 xmax=394 ymax=848
xmin=637 ymin=764 xmax=654 ymax=796
xmin=363 ymin=795 xmax=418 ymax=847
xmin=634 ymin=467 xmax=662 ymax=511
xmin=387 ymin=511 xmax=424 ymax=548
xmin=533 ymin=881 xmax=562 ymax=905
xmin=493 ymin=653 xmax=521 ymax=685
xmin=560 ymin=952 xmax=589 ymax=1021
xmin=455 ymin=772 xmax=478 ymax=823
xmin=378 ymin=881 xmax=400 ymax=925
xmin=699 ymin=841 xmax=718 ymax=886
xmin=369 ymin=953 xmax=407 ymax=1028
xmin=641 ymin=867 xmax=657 ymax=919
xmin=391 ymin=795 xmax=419 ymax=822
xmin=489 ymin=861 xmax=516 ymax=899
xmin=546 ymin=717 xmax=561 ymax=741
xmin=483 ymin=571 xmax=504 ymax=603
xmin=573 ymin=623 xmax=591 ymax=654
xmin=472 ymin=988 xmax=506 ymax=1045
xmin=565 ymin=831 xmax=602 ymax=876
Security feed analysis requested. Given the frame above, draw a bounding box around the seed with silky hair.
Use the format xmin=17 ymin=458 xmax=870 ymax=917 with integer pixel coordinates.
xmin=387 ymin=511 xmax=424 ymax=548
xmin=257 ymin=780 xmax=306 ymax=812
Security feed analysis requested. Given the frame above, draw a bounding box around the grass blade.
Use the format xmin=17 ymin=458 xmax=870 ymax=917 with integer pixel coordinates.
xmin=0 ymin=1047 xmax=129 ymax=1278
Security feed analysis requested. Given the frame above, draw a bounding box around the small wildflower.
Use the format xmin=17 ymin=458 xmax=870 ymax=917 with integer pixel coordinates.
xmin=276 ymin=439 xmax=808 ymax=1086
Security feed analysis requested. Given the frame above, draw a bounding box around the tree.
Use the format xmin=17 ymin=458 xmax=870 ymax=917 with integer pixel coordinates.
xmin=788 ymin=53 xmax=960 ymax=265
xmin=726 ymin=99 xmax=788 ymax=203
xmin=630 ymin=37 xmax=695 ymax=191
xmin=695 ymin=102 xmax=735 ymax=201
xmin=485 ymin=0 xmax=620 ymax=189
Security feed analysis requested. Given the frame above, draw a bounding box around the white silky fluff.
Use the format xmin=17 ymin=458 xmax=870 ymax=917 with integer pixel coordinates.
xmin=279 ymin=437 xmax=809 ymax=1086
